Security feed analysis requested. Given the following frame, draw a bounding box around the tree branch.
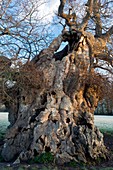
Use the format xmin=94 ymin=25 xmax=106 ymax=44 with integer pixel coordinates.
xmin=58 ymin=0 xmax=69 ymax=24
xmin=93 ymin=0 xmax=102 ymax=36
xmin=94 ymin=65 xmax=113 ymax=74
xmin=79 ymin=0 xmax=93 ymax=31
xmin=101 ymin=25 xmax=113 ymax=40
xmin=31 ymin=34 xmax=63 ymax=63
xmin=58 ymin=0 xmax=76 ymax=27
xmin=94 ymin=53 xmax=113 ymax=66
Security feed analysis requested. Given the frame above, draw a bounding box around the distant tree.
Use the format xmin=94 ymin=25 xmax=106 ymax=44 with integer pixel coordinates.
xmin=0 ymin=0 xmax=53 ymax=60
xmin=0 ymin=0 xmax=55 ymax=103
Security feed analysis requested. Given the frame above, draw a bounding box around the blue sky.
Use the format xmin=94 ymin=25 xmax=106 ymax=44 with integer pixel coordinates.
xmin=38 ymin=0 xmax=62 ymax=36
xmin=39 ymin=0 xmax=60 ymax=22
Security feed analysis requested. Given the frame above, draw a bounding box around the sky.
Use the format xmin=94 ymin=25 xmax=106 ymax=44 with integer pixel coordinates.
xmin=36 ymin=0 xmax=63 ymax=41
xmin=38 ymin=0 xmax=60 ymax=24
xmin=38 ymin=0 xmax=64 ymax=49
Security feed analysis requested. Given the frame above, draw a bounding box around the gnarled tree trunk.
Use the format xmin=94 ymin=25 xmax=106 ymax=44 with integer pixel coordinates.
xmin=2 ymin=31 xmax=108 ymax=164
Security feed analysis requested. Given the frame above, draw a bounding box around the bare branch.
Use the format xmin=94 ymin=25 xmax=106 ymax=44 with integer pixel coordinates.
xmin=48 ymin=34 xmax=63 ymax=52
xmin=79 ymin=0 xmax=93 ymax=31
xmin=94 ymin=65 xmax=113 ymax=74
xmin=93 ymin=0 xmax=102 ymax=36
xmin=94 ymin=53 xmax=113 ymax=66
xmin=58 ymin=0 xmax=76 ymax=27
xmin=0 ymin=0 xmax=52 ymax=60
xmin=101 ymin=25 xmax=113 ymax=40
xmin=58 ymin=0 xmax=69 ymax=23
xmin=31 ymin=34 xmax=63 ymax=63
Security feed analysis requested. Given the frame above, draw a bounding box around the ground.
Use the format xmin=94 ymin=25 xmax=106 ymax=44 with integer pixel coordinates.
xmin=0 ymin=131 xmax=113 ymax=170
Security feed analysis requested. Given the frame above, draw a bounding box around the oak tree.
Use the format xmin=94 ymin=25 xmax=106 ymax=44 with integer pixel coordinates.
xmin=1 ymin=0 xmax=113 ymax=164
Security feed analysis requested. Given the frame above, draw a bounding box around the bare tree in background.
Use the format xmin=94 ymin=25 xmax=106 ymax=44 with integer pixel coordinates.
xmin=0 ymin=0 xmax=55 ymax=103
xmin=0 ymin=0 xmax=53 ymax=60
xmin=1 ymin=0 xmax=113 ymax=165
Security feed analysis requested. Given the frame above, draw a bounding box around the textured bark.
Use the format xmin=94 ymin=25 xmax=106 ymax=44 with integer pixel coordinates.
xmin=2 ymin=31 xmax=108 ymax=164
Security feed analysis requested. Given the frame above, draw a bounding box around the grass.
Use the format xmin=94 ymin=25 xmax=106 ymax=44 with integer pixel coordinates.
xmin=30 ymin=152 xmax=54 ymax=164
xmin=0 ymin=113 xmax=9 ymax=163
xmin=99 ymin=128 xmax=113 ymax=136
xmin=0 ymin=112 xmax=9 ymax=141
xmin=67 ymin=160 xmax=88 ymax=169
xmin=94 ymin=115 xmax=113 ymax=133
